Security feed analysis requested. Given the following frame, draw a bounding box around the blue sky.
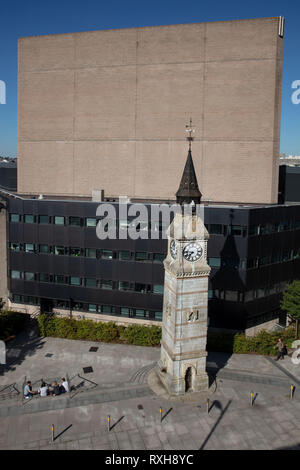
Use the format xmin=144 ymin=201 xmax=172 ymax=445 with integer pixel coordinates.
xmin=0 ymin=0 xmax=299 ymax=157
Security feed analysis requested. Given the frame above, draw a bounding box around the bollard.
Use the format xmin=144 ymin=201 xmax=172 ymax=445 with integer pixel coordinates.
xmin=206 ymin=398 xmax=210 ymax=414
xmin=250 ymin=392 xmax=254 ymax=406
xmin=159 ymin=407 xmax=163 ymax=423
xmin=51 ymin=424 xmax=55 ymax=443
xmin=107 ymin=415 xmax=111 ymax=432
xmin=290 ymin=385 xmax=295 ymax=399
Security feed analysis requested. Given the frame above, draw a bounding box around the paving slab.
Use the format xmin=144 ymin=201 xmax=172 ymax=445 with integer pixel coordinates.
xmin=1 ymin=329 xmax=300 ymax=450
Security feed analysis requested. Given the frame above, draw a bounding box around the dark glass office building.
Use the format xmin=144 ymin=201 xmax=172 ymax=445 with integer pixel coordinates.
xmin=6 ymin=194 xmax=300 ymax=333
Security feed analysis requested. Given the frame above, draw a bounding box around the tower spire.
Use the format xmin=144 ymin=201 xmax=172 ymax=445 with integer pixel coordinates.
xmin=176 ymin=119 xmax=202 ymax=205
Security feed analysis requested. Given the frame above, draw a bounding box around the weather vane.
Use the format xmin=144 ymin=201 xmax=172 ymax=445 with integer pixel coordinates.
xmin=185 ymin=118 xmax=195 ymax=151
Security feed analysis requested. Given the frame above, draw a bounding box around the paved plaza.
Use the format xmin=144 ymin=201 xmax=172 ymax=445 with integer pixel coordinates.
xmin=0 ymin=325 xmax=300 ymax=450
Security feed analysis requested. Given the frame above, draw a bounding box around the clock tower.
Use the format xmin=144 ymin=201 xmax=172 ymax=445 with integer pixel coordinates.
xmin=157 ymin=121 xmax=210 ymax=395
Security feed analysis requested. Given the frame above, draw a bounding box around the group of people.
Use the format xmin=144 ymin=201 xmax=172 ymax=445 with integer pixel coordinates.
xmin=24 ymin=378 xmax=69 ymax=398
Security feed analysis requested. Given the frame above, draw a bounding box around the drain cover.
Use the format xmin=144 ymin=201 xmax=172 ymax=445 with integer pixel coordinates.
xmin=137 ymin=404 xmax=144 ymax=410
xmin=89 ymin=347 xmax=98 ymax=352
xmin=83 ymin=366 xmax=93 ymax=374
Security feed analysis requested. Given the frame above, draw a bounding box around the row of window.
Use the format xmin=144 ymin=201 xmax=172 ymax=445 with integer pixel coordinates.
xmin=10 ymin=214 xmax=99 ymax=227
xmin=249 ymin=220 xmax=300 ymax=236
xmin=9 ymin=214 xmax=165 ymax=232
xmin=10 ymin=270 xmax=164 ymax=294
xmin=247 ymin=248 xmax=300 ymax=269
xmin=12 ymin=212 xmax=300 ymax=238
xmin=209 ymin=281 xmax=288 ymax=302
xmin=10 ymin=295 xmax=162 ymax=320
xmin=9 ymin=243 xmax=165 ymax=263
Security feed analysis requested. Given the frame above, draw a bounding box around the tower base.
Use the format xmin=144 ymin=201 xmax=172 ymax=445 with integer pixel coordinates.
xmin=156 ymin=361 xmax=209 ymax=396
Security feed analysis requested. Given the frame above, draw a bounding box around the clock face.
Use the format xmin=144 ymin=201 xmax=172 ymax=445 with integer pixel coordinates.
xmin=182 ymin=242 xmax=203 ymax=262
xmin=170 ymin=239 xmax=177 ymax=259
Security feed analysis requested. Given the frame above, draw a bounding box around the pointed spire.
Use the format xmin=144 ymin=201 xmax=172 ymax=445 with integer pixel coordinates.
xmin=176 ymin=148 xmax=202 ymax=205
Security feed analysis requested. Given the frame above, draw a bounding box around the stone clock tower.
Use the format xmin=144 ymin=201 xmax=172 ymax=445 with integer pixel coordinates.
xmin=157 ymin=122 xmax=211 ymax=396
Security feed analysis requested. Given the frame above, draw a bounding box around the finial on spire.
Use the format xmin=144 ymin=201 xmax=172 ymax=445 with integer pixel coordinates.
xmin=176 ymin=119 xmax=201 ymax=206
xmin=185 ymin=118 xmax=195 ymax=151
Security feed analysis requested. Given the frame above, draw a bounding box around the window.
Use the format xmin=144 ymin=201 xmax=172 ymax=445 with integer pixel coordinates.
xmin=119 ymin=250 xmax=131 ymax=261
xmin=102 ymin=305 xmax=116 ymax=314
xmin=209 ymin=224 xmax=223 ymax=235
xmin=24 ymin=214 xmax=35 ymax=224
xmin=101 ymin=249 xmax=113 ymax=260
xmin=24 ymin=272 xmax=35 ymax=281
xmin=54 ymin=246 xmax=65 ymax=256
xmin=257 ymin=288 xmax=265 ymax=299
xmin=10 ymin=214 xmax=20 ymax=223
xmin=10 ymin=243 xmax=21 ymax=252
xmin=11 ymin=270 xmax=21 ymax=279
xmin=120 ymin=307 xmax=132 ymax=317
xmin=135 ymin=283 xmax=151 ymax=293
xmin=240 ymin=260 xmax=246 ymax=270
xmin=69 ymin=247 xmax=81 ymax=257
xmin=85 ymin=278 xmax=97 ymax=288
xmin=155 ymin=312 xmax=162 ymax=320
xmin=54 ymin=216 xmax=65 ymax=225
xmin=101 ymin=280 xmax=114 ymax=290
xmin=208 ymin=290 xmax=214 ymax=299
xmin=260 ymin=224 xmax=273 ymax=235
xmin=54 ymin=275 xmax=65 ymax=284
xmin=70 ymin=276 xmax=82 ymax=286
xmin=271 ymin=252 xmax=280 ymax=264
xmin=39 ymin=273 xmax=50 ymax=283
xmin=153 ymin=284 xmax=164 ymax=295
xmin=118 ymin=281 xmax=134 ymax=291
xmin=25 ymin=243 xmax=35 ymax=253
xmin=39 ymin=244 xmax=50 ymax=254
xmin=39 ymin=215 xmax=50 ymax=224
xmin=208 ymin=257 xmax=221 ymax=268
xmin=249 ymin=225 xmax=259 ymax=236
xmin=232 ymin=225 xmax=247 ymax=237
xmin=85 ymin=248 xmax=96 ymax=259
xmin=69 ymin=216 xmax=82 ymax=226
xmin=135 ymin=252 xmax=148 ymax=262
xmin=226 ymin=291 xmax=238 ymax=301
xmin=259 ymin=256 xmax=271 ymax=267
xmin=135 ymin=309 xmax=149 ymax=318
xmin=88 ymin=304 xmax=97 ymax=313
xmin=247 ymin=258 xmax=258 ymax=269
xmin=244 ymin=291 xmax=254 ymax=302
xmin=73 ymin=302 xmax=84 ymax=311
xmin=86 ymin=218 xmax=97 ymax=227
xmin=12 ymin=294 xmax=23 ymax=303
xmin=282 ymin=250 xmax=291 ymax=262
xmin=153 ymin=253 xmax=164 ymax=263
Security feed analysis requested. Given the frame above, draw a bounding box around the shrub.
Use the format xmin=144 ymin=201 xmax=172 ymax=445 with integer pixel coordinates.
xmin=37 ymin=314 xmax=161 ymax=346
xmin=207 ymin=326 xmax=296 ymax=356
xmin=120 ymin=324 xmax=162 ymax=346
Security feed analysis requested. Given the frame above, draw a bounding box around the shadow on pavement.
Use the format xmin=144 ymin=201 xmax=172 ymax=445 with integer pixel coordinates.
xmin=0 ymin=319 xmax=46 ymax=377
xmin=199 ymin=400 xmax=232 ymax=450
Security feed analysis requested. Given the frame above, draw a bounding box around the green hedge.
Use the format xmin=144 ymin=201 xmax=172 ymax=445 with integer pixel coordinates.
xmin=38 ymin=314 xmax=296 ymax=355
xmin=38 ymin=314 xmax=162 ymax=347
xmin=207 ymin=327 xmax=296 ymax=356
xmin=0 ymin=311 xmax=27 ymax=341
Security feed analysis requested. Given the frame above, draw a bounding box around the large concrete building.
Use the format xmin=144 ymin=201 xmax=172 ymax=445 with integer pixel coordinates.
xmin=18 ymin=17 xmax=284 ymax=204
